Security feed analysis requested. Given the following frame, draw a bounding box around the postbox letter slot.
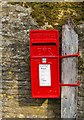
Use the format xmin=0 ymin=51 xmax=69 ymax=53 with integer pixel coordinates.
xmin=32 ymin=42 xmax=56 ymax=46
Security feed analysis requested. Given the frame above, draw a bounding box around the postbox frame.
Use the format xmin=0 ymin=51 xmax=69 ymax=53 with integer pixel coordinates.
xmin=30 ymin=30 xmax=60 ymax=98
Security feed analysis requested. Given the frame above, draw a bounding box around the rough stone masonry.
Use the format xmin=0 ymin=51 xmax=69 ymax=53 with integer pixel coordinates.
xmin=0 ymin=1 xmax=84 ymax=119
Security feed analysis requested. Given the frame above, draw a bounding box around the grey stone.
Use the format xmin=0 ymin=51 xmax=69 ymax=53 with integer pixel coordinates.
xmin=18 ymin=13 xmax=28 ymax=17
xmin=15 ymin=5 xmax=26 ymax=12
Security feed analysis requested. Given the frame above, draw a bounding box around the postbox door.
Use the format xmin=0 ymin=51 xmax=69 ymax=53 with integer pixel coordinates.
xmin=30 ymin=58 xmax=60 ymax=98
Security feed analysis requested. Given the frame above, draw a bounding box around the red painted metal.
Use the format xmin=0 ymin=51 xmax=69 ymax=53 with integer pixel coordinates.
xmin=60 ymin=52 xmax=80 ymax=87
xmin=30 ymin=30 xmax=60 ymax=98
xmin=31 ymin=51 xmax=80 ymax=59
xmin=60 ymin=81 xmax=80 ymax=87
xmin=60 ymin=51 xmax=80 ymax=59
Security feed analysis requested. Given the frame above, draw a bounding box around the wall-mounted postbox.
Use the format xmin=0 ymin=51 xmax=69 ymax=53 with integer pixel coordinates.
xmin=30 ymin=30 xmax=60 ymax=98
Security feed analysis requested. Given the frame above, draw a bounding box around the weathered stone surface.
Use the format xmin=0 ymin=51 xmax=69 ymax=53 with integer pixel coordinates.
xmin=0 ymin=2 xmax=84 ymax=119
xmin=1 ymin=2 xmax=61 ymax=119
xmin=77 ymin=23 xmax=84 ymax=119
xmin=61 ymin=21 xmax=78 ymax=118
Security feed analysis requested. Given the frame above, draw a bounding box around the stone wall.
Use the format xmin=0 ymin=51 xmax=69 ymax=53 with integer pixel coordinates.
xmin=1 ymin=1 xmax=84 ymax=119
xmin=77 ymin=23 xmax=84 ymax=120
xmin=1 ymin=2 xmax=60 ymax=119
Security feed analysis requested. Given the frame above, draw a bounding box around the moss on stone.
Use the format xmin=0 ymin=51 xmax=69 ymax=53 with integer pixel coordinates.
xmin=8 ymin=2 xmax=84 ymax=31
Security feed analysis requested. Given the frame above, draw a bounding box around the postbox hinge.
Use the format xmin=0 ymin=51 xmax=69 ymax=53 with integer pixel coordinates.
xmin=60 ymin=51 xmax=80 ymax=59
xmin=60 ymin=81 xmax=80 ymax=87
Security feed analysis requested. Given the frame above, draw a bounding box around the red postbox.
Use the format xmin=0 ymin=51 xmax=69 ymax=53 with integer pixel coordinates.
xmin=30 ymin=30 xmax=60 ymax=98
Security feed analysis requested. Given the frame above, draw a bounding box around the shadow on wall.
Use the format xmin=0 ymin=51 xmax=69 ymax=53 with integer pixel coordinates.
xmin=15 ymin=39 xmax=46 ymax=106
xmin=47 ymin=99 xmax=61 ymax=118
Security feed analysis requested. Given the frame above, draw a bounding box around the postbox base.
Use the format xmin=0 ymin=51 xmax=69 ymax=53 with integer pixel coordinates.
xmin=32 ymin=94 xmax=60 ymax=98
